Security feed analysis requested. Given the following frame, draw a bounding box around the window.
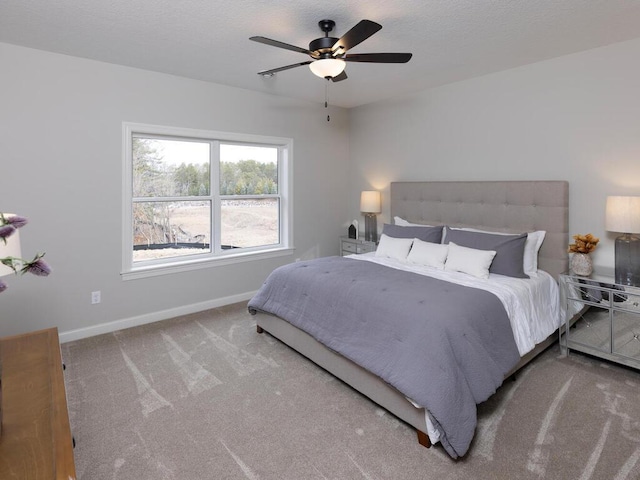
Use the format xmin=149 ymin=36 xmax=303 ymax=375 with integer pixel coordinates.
xmin=122 ymin=123 xmax=293 ymax=279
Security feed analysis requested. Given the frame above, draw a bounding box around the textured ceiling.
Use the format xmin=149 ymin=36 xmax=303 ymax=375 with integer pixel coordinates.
xmin=2 ymin=1 xmax=640 ymax=108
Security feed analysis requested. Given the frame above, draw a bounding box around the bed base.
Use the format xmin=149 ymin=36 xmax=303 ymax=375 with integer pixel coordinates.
xmin=255 ymin=311 xmax=558 ymax=449
xmin=255 ymin=312 xmax=431 ymax=447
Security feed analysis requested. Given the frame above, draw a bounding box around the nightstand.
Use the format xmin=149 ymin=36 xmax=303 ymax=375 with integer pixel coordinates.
xmin=560 ymin=271 xmax=640 ymax=370
xmin=340 ymin=236 xmax=376 ymax=256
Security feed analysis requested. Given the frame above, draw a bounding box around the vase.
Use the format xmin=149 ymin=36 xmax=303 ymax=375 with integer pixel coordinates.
xmin=571 ymin=253 xmax=593 ymax=276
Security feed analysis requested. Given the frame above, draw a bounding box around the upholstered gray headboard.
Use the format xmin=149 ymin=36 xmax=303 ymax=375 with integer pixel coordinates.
xmin=390 ymin=181 xmax=569 ymax=280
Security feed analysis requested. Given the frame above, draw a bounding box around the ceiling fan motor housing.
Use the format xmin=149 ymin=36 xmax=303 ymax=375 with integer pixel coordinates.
xmin=309 ymin=37 xmax=339 ymax=57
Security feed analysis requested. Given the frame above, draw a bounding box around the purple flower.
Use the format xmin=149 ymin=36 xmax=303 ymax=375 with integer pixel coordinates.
xmin=5 ymin=215 xmax=28 ymax=229
xmin=23 ymin=256 xmax=51 ymax=277
xmin=0 ymin=224 xmax=16 ymax=241
xmin=0 ymin=214 xmax=51 ymax=291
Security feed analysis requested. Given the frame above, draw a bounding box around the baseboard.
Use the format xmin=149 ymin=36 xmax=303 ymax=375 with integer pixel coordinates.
xmin=58 ymin=291 xmax=257 ymax=343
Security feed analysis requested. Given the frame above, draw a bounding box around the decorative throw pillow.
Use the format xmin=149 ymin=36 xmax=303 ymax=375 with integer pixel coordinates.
xmin=523 ymin=230 xmax=546 ymax=275
xmin=375 ymin=234 xmax=413 ymax=261
xmin=444 ymin=227 xmax=529 ymax=278
xmin=444 ymin=242 xmax=496 ymax=279
xmin=382 ymin=223 xmax=443 ymax=244
xmin=445 ymin=226 xmax=545 ymax=276
xmin=406 ymin=239 xmax=449 ymax=269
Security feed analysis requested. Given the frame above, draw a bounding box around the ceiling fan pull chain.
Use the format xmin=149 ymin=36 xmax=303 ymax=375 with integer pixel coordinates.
xmin=325 ymin=78 xmax=330 ymax=122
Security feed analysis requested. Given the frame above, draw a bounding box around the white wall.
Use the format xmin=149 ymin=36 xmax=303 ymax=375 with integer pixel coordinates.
xmin=349 ymin=37 xmax=640 ymax=273
xmin=0 ymin=43 xmax=349 ymax=338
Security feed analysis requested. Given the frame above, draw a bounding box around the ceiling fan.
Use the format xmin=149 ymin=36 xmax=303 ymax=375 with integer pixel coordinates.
xmin=250 ymin=19 xmax=412 ymax=82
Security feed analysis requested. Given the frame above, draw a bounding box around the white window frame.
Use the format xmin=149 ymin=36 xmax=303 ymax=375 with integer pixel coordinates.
xmin=122 ymin=122 xmax=294 ymax=280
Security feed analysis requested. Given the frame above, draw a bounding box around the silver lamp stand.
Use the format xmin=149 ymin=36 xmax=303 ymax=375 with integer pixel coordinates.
xmin=614 ymin=233 xmax=640 ymax=286
xmin=364 ymin=213 xmax=378 ymax=243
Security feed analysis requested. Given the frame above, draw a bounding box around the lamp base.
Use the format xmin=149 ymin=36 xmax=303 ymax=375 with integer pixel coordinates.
xmin=614 ymin=233 xmax=640 ymax=286
xmin=364 ymin=213 xmax=378 ymax=243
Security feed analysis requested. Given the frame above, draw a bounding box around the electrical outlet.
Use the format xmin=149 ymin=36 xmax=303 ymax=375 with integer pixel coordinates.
xmin=91 ymin=291 xmax=101 ymax=304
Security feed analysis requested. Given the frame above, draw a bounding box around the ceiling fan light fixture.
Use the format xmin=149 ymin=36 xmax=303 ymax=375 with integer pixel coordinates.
xmin=309 ymin=58 xmax=346 ymax=79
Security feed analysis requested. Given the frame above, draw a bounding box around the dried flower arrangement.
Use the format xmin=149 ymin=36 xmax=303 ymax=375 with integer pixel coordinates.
xmin=568 ymin=233 xmax=600 ymax=254
xmin=0 ymin=213 xmax=51 ymax=293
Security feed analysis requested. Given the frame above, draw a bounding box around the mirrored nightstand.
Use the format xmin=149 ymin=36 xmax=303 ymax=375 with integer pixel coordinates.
xmin=560 ymin=271 xmax=640 ymax=370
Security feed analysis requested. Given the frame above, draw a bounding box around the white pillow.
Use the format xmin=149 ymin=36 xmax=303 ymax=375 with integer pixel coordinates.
xmin=445 ymin=226 xmax=545 ymax=275
xmin=375 ymin=234 xmax=413 ymax=261
xmin=394 ymin=216 xmax=433 ymax=227
xmin=407 ymin=238 xmax=449 ymax=269
xmin=444 ymin=242 xmax=496 ymax=279
xmin=523 ymin=231 xmax=546 ymax=275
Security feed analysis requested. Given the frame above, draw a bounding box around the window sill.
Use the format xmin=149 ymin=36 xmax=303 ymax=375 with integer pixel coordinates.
xmin=122 ymin=247 xmax=294 ymax=281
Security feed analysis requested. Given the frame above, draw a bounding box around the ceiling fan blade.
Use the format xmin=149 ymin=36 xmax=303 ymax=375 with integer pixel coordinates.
xmin=257 ymin=61 xmax=313 ymax=76
xmin=344 ymin=53 xmax=412 ymax=63
xmin=331 ymin=71 xmax=348 ymax=82
xmin=250 ymin=36 xmax=315 ymax=56
xmin=331 ymin=20 xmax=382 ymax=54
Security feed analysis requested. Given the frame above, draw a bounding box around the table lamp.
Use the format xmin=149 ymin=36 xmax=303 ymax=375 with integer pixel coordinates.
xmin=360 ymin=191 xmax=381 ymax=243
xmin=605 ymin=196 xmax=640 ymax=286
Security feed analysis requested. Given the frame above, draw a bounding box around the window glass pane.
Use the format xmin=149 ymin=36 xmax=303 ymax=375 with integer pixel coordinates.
xmin=221 ymin=198 xmax=279 ymax=249
xmin=133 ymin=201 xmax=211 ymax=262
xmin=220 ymin=144 xmax=278 ymax=195
xmin=125 ymin=123 xmax=290 ymax=277
xmin=133 ymin=138 xmax=210 ymax=197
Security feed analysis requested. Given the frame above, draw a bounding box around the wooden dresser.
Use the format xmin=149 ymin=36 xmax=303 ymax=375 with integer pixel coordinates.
xmin=0 ymin=327 xmax=76 ymax=479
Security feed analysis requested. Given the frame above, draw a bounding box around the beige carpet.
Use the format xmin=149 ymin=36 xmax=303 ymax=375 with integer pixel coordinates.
xmin=62 ymin=302 xmax=640 ymax=479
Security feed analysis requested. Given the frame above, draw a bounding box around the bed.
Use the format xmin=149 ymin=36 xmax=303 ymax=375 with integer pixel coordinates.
xmin=248 ymin=181 xmax=569 ymax=458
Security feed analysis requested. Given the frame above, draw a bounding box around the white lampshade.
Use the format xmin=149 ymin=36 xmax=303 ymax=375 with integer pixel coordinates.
xmin=360 ymin=191 xmax=381 ymax=214
xmin=606 ymin=196 xmax=640 ymax=233
xmin=0 ymin=214 xmax=22 ymax=277
xmin=309 ymin=58 xmax=346 ymax=79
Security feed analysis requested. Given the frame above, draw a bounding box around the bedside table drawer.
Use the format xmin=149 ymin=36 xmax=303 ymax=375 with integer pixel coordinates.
xmin=342 ymin=242 xmax=359 ymax=254
xmin=340 ymin=237 xmax=376 ymax=256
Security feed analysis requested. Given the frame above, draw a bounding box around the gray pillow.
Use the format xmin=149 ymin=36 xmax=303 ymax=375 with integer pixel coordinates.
xmin=444 ymin=227 xmax=529 ymax=278
xmin=382 ymin=224 xmax=443 ymax=244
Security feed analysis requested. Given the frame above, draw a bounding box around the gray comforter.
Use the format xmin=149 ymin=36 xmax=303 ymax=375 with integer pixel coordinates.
xmin=248 ymin=256 xmax=521 ymax=458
